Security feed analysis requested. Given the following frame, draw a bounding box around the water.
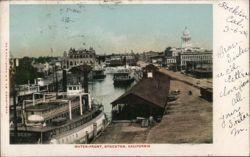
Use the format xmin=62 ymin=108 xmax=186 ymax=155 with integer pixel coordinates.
xmin=88 ymin=74 xmax=135 ymax=120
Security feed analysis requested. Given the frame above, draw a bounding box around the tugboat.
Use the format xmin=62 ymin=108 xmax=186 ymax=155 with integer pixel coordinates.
xmin=10 ymin=69 xmax=108 ymax=144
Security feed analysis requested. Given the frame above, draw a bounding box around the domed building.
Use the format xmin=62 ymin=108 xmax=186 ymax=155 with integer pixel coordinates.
xmin=178 ymin=27 xmax=212 ymax=77
xmin=181 ymin=27 xmax=192 ymax=50
xmin=164 ymin=27 xmax=212 ymax=77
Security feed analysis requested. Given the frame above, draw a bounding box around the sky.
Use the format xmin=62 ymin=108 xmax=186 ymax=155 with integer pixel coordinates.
xmin=10 ymin=4 xmax=213 ymax=57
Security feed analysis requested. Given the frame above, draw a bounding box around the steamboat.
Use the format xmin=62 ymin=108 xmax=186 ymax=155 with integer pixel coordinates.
xmin=113 ymin=71 xmax=134 ymax=87
xmin=91 ymin=65 xmax=106 ymax=80
xmin=10 ymin=70 xmax=108 ymax=144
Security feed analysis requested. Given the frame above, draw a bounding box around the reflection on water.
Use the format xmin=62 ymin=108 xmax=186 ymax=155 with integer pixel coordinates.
xmin=88 ymin=74 xmax=135 ymax=119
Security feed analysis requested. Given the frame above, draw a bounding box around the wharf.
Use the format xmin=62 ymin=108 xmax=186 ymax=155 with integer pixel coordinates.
xmin=93 ymin=79 xmax=212 ymax=143
xmin=92 ymin=61 xmax=212 ymax=143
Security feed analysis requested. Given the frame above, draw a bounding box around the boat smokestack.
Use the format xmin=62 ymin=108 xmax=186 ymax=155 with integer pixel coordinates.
xmin=83 ymin=72 xmax=88 ymax=93
xmin=68 ymin=100 xmax=72 ymax=120
xmin=62 ymin=70 xmax=67 ymax=92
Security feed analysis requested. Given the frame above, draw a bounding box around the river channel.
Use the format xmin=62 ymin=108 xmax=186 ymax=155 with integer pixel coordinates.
xmin=88 ymin=74 xmax=135 ymax=120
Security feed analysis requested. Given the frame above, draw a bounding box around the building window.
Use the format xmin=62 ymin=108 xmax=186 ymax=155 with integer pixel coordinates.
xmin=73 ymin=87 xmax=76 ymax=90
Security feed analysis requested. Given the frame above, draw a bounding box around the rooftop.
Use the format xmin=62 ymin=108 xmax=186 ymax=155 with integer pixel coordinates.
xmin=25 ymin=97 xmax=77 ymax=112
xmin=111 ymin=71 xmax=170 ymax=108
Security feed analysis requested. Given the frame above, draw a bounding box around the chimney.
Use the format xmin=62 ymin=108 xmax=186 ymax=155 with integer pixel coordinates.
xmin=62 ymin=70 xmax=67 ymax=92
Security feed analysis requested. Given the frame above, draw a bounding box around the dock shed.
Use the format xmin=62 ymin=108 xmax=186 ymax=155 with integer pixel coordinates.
xmin=111 ymin=70 xmax=170 ymax=121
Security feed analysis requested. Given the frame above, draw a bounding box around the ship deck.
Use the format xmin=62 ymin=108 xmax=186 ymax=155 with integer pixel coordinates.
xmin=25 ymin=96 xmax=79 ymax=112
xmin=11 ymin=107 xmax=103 ymax=133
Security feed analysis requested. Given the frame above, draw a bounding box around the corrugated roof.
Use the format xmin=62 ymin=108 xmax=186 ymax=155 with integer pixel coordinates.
xmin=111 ymin=71 xmax=170 ymax=108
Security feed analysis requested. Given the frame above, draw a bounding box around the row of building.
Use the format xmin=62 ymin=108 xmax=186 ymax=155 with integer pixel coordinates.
xmin=140 ymin=27 xmax=212 ymax=78
xmin=11 ymin=27 xmax=212 ymax=78
xmin=62 ymin=47 xmax=138 ymax=69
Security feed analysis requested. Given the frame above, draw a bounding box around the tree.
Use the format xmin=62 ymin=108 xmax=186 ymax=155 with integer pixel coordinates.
xmin=164 ymin=47 xmax=172 ymax=57
xmin=14 ymin=57 xmax=44 ymax=85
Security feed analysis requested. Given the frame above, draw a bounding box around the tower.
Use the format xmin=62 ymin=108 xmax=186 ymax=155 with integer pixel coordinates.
xmin=181 ymin=27 xmax=192 ymax=49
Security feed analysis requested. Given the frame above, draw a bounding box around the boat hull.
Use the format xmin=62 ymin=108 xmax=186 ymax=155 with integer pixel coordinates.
xmin=10 ymin=112 xmax=108 ymax=144
xmin=113 ymin=78 xmax=134 ymax=87
xmin=50 ymin=112 xmax=107 ymax=144
xmin=93 ymin=74 xmax=106 ymax=79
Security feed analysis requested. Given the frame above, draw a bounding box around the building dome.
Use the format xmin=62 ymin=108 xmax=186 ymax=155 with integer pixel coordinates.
xmin=181 ymin=27 xmax=192 ymax=49
xmin=183 ymin=27 xmax=190 ymax=37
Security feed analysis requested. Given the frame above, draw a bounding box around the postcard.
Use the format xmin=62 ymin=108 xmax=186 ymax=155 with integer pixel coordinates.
xmin=0 ymin=0 xmax=249 ymax=156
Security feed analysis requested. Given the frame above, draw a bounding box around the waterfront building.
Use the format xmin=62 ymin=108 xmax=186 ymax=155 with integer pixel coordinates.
xmin=178 ymin=27 xmax=212 ymax=75
xmin=141 ymin=51 xmax=161 ymax=63
xmin=164 ymin=57 xmax=177 ymax=66
xmin=143 ymin=64 xmax=159 ymax=72
xmin=111 ymin=66 xmax=170 ymax=121
xmin=107 ymin=54 xmax=137 ymax=67
xmin=124 ymin=55 xmax=137 ymax=66
xmin=109 ymin=56 xmax=123 ymax=67
xmin=176 ymin=50 xmax=213 ymax=78
xmin=162 ymin=27 xmax=212 ymax=75
xmin=150 ymin=55 xmax=164 ymax=65
xmin=179 ymin=51 xmax=212 ymax=68
xmin=62 ymin=47 xmax=96 ymax=69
